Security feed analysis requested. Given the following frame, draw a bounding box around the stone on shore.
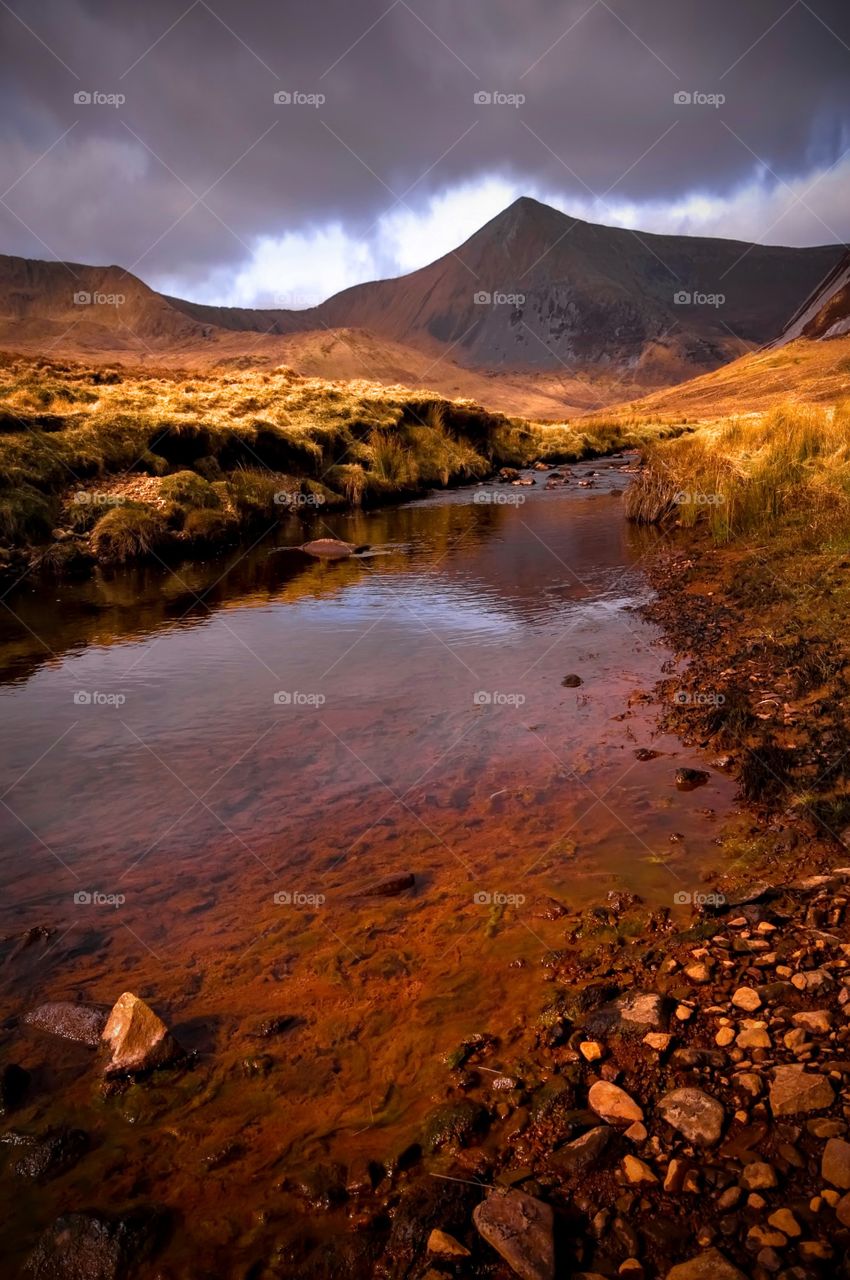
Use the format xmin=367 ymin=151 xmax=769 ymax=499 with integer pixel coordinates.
xmin=585 ymin=991 xmax=667 ymax=1037
xmin=821 ymin=1138 xmax=850 ymax=1190
xmin=427 ymin=1228 xmax=470 ymax=1258
xmin=588 ymin=1081 xmax=643 ymax=1125
xmin=665 ymin=1248 xmax=747 ymax=1280
xmin=657 ymin=1088 xmax=725 ymax=1146
xmin=769 ymin=1065 xmax=835 ymax=1116
xmin=473 ymin=1188 xmax=555 ymax=1280
xmin=101 ymin=992 xmax=182 ymax=1076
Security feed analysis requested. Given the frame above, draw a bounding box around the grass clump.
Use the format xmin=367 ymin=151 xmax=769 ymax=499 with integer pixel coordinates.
xmin=626 ymin=402 xmax=850 ymax=543
xmin=90 ymin=504 xmax=168 ymax=564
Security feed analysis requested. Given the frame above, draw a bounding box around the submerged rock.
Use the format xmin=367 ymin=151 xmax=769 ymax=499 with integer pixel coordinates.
xmin=674 ymin=767 xmax=710 ymax=791
xmin=0 ymin=1063 xmax=30 ymax=1114
xmin=24 ymin=1207 xmax=167 ymax=1279
xmin=349 ymin=872 xmax=415 ymax=898
xmin=101 ymin=992 xmax=182 ymax=1076
xmin=24 ymin=1001 xmax=109 ymax=1048
xmin=585 ymin=990 xmax=668 ymax=1037
xmin=473 ymin=1188 xmax=555 ymax=1280
xmin=14 ymin=1127 xmax=88 ymax=1181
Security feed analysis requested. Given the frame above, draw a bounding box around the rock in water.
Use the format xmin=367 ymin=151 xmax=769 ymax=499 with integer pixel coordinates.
xmin=101 ymin=992 xmax=182 ymax=1076
xmin=299 ymin=538 xmax=356 ymax=559
xmin=657 ymin=1088 xmax=725 ymax=1146
xmin=585 ymin=991 xmax=668 ymax=1037
xmin=665 ymin=1249 xmax=747 ymax=1280
xmin=349 ymin=872 xmax=415 ymax=897
xmin=24 ymin=1002 xmax=109 ymax=1047
xmin=473 ymin=1188 xmax=555 ymax=1280
xmin=24 ymin=1208 xmax=166 ymax=1279
xmin=674 ymin=767 xmax=710 ymax=791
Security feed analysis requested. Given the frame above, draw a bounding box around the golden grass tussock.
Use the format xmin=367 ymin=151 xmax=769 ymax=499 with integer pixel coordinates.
xmin=626 ymin=401 xmax=850 ymax=545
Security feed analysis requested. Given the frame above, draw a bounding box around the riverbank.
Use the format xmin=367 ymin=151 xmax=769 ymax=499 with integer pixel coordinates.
xmin=0 ymin=352 xmax=682 ymax=582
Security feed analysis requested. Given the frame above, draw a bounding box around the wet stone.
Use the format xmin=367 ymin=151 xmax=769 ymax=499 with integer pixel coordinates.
xmin=24 ymin=1001 xmax=109 ymax=1048
xmin=584 ymin=991 xmax=668 ymax=1037
xmin=665 ymin=1248 xmax=748 ymax=1280
xmin=473 ymin=1188 xmax=555 ymax=1280
xmin=24 ymin=1207 xmax=166 ymax=1280
xmin=588 ymin=1081 xmax=643 ymax=1125
xmin=349 ymin=871 xmax=415 ymax=898
xmin=14 ymin=1128 xmax=88 ymax=1181
xmin=101 ymin=992 xmax=182 ymax=1076
xmin=549 ymin=1124 xmax=612 ymax=1174
xmin=821 ymin=1137 xmax=850 ymax=1189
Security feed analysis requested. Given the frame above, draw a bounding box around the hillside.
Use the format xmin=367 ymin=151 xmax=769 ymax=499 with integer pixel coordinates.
xmin=0 ymin=199 xmax=843 ymax=418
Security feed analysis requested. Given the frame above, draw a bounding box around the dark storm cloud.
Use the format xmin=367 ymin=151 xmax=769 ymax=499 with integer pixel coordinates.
xmin=1 ymin=0 xmax=849 ymax=291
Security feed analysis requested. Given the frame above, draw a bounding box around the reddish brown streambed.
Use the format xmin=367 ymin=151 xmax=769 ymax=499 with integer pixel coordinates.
xmin=0 ymin=457 xmax=739 ymax=1274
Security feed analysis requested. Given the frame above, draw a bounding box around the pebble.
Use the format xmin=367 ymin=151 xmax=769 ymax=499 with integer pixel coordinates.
xmin=473 ymin=1189 xmax=555 ymax=1280
xmin=588 ymin=1081 xmax=643 ymax=1125
xmin=740 ymin=1162 xmax=778 ymax=1190
xmin=731 ymin=987 xmax=762 ymax=1012
xmin=622 ymin=1154 xmax=657 ymax=1184
xmin=821 ymin=1137 xmax=850 ymax=1189
xmin=657 ymin=1087 xmax=726 ymax=1146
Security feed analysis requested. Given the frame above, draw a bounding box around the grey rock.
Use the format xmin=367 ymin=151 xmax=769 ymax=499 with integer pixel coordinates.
xmin=658 ymin=1088 xmax=726 ymax=1147
xmin=24 ymin=1002 xmax=109 ymax=1048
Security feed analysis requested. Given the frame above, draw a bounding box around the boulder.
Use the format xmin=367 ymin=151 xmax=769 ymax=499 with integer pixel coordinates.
xmin=473 ymin=1188 xmax=555 ymax=1280
xmin=658 ymin=1088 xmax=725 ymax=1147
xmin=24 ymin=1002 xmax=109 ymax=1048
xmin=101 ymin=993 xmax=182 ymax=1076
xmin=769 ymin=1064 xmax=835 ymax=1116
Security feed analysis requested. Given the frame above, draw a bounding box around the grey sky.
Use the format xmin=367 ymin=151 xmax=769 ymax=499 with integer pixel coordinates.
xmin=1 ymin=0 xmax=849 ymax=304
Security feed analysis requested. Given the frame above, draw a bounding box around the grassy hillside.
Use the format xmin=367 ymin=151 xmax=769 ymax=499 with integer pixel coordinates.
xmin=0 ymin=353 xmax=678 ymax=577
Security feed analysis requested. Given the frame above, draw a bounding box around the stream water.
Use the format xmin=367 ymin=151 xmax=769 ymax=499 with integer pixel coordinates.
xmin=0 ymin=455 xmax=738 ymax=1272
